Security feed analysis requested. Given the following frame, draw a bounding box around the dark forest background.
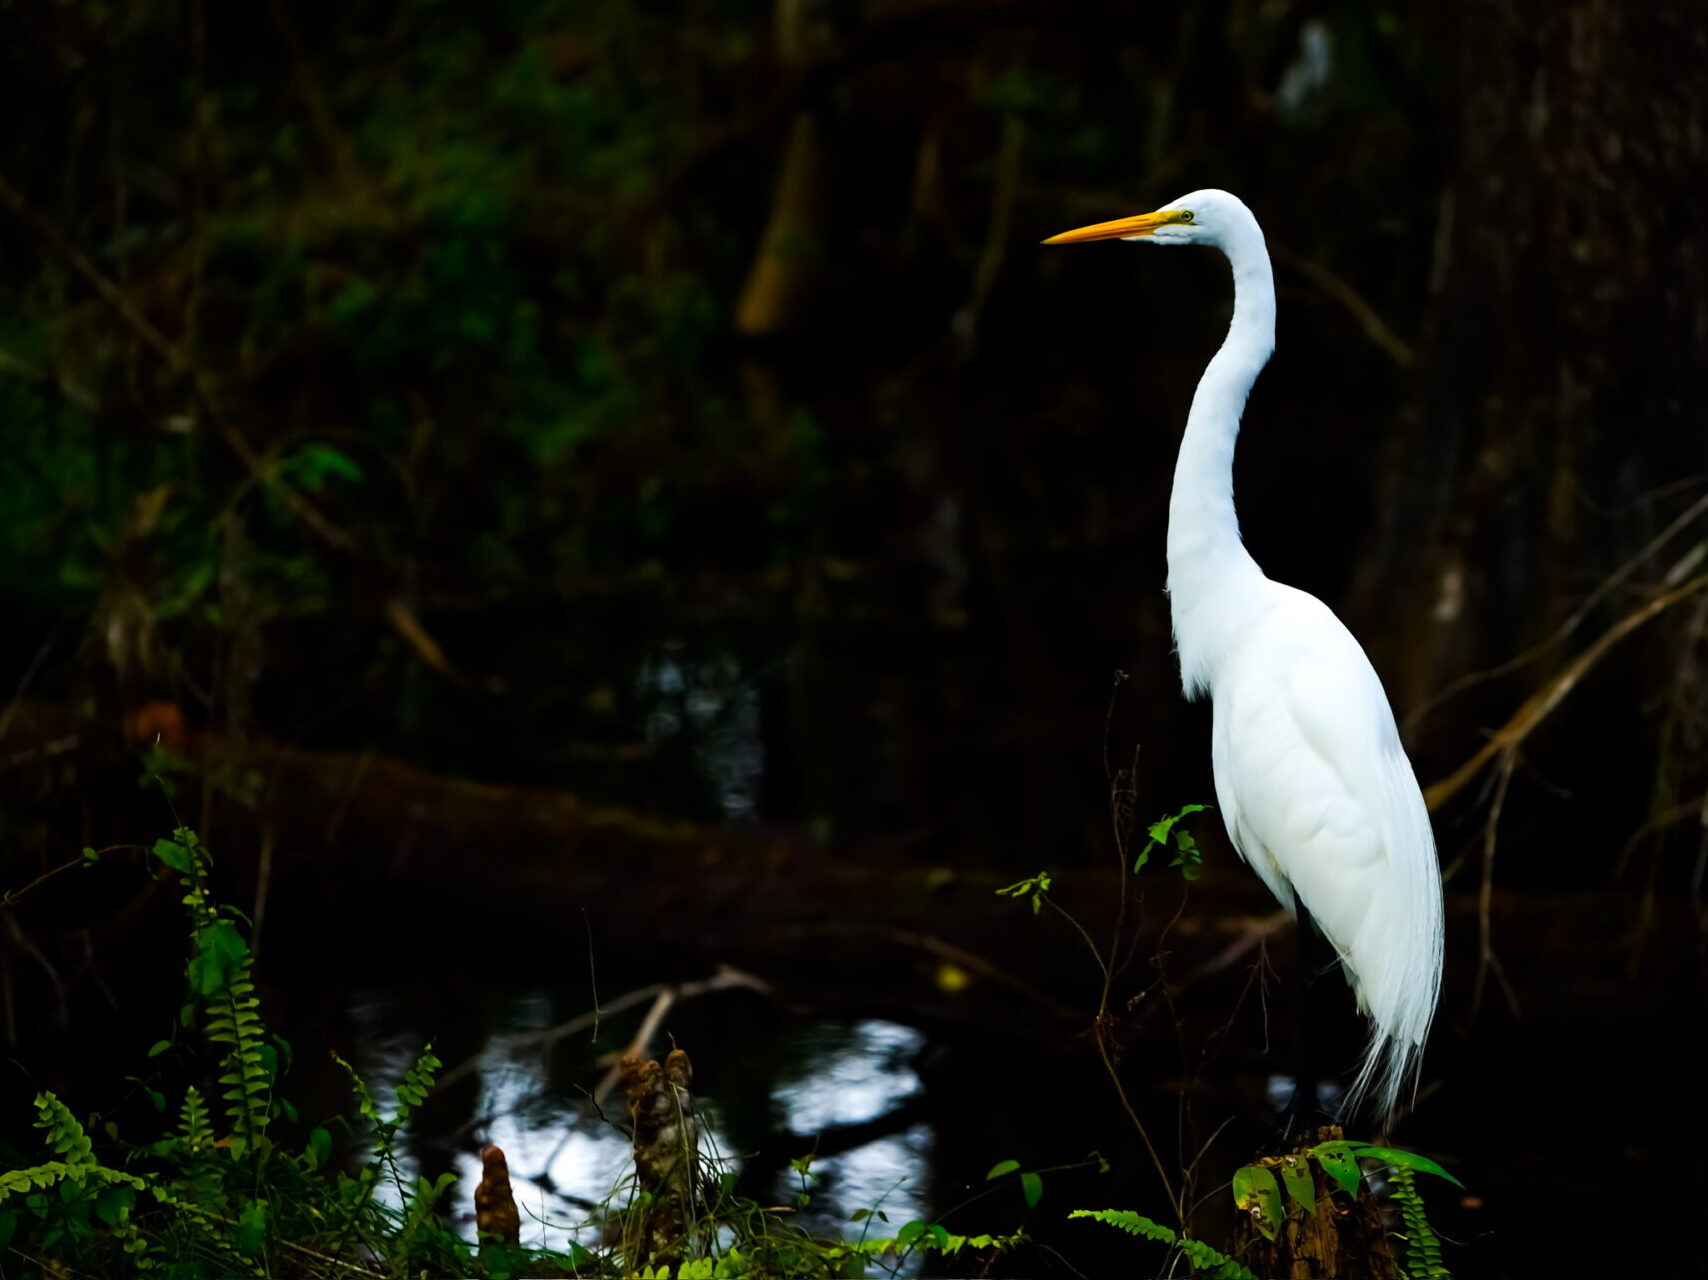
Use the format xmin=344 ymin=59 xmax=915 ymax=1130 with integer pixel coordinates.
xmin=2 ymin=0 xmax=1707 ymax=1276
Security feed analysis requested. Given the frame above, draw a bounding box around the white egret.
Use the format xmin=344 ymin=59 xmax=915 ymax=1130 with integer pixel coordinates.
xmin=1046 ymin=190 xmax=1444 ymax=1125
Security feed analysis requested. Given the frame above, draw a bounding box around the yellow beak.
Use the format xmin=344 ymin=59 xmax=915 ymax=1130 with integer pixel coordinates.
xmin=1042 ymin=209 xmax=1189 ymax=244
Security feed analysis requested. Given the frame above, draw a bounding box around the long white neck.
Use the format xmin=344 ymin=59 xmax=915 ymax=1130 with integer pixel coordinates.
xmin=1166 ymin=216 xmax=1276 ymax=698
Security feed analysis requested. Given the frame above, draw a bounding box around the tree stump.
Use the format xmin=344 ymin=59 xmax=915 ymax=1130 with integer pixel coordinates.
xmin=620 ymin=1048 xmax=704 ymax=1270
xmin=474 ymin=1143 xmax=522 ymax=1247
xmin=1229 ymin=1125 xmax=1399 ymax=1280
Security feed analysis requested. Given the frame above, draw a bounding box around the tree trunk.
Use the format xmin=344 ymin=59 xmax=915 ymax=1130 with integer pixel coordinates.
xmin=1351 ymin=0 xmax=1708 ymax=756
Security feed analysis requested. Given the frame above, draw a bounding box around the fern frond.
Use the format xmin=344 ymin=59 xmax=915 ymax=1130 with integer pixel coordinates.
xmin=0 ymin=1160 xmax=149 ymax=1203
xmin=204 ymin=955 xmax=272 ymax=1151
xmin=1391 ymin=1168 xmax=1450 ymax=1279
xmin=391 ymin=1043 xmax=442 ymax=1128
xmin=1068 ymin=1208 xmax=1176 ymax=1243
xmin=177 ymin=1084 xmax=215 ymax=1154
xmin=32 ymin=1092 xmax=96 ymax=1170
xmin=1069 ymin=1209 xmax=1257 ymax=1279
xmin=391 ymin=1171 xmax=459 ymax=1262
xmin=0 ymin=1160 xmax=83 ymax=1203
xmin=332 ymin=1052 xmax=380 ymax=1126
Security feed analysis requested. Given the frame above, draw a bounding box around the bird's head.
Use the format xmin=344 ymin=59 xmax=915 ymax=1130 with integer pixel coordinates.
xmin=1043 ymin=188 xmax=1254 ymax=249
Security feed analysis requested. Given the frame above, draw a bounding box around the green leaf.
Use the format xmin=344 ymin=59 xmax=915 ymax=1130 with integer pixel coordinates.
xmin=283 ymin=442 xmax=365 ymax=490
xmin=1310 ymin=1142 xmax=1364 ymax=1198
xmin=82 ymin=847 xmax=100 ymax=863
xmin=236 ymin=1199 xmax=269 ymax=1253
xmin=995 ymin=872 xmax=1051 ymax=911
xmin=305 ymin=1127 xmax=332 ymax=1170
xmin=1233 ymin=1164 xmax=1282 ymax=1240
xmin=147 ymin=1040 xmax=171 ymax=1058
xmin=95 ymin=1184 xmax=136 ymax=1226
xmin=896 ymin=1220 xmax=926 ymax=1247
xmin=1359 ymin=1146 xmax=1463 ymax=1187
xmin=1278 ymin=1153 xmax=1315 ymax=1214
xmin=1020 ymin=1171 xmax=1043 ymax=1207
xmin=986 ymin=1159 xmax=1021 ymax=1180
xmin=926 ymin=1223 xmax=951 ymax=1252
xmin=188 ymin=919 xmax=249 ymax=994
xmin=152 ymin=837 xmax=193 ymax=874
xmin=1145 ymin=803 xmax=1210 ymax=847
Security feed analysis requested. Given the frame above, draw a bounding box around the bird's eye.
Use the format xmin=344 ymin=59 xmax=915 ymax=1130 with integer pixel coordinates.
xmin=1178 ymin=211 xmax=1195 ymax=223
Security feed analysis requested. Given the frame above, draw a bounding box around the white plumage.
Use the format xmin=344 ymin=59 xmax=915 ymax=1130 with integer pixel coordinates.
xmin=1047 ymin=189 xmax=1444 ymax=1126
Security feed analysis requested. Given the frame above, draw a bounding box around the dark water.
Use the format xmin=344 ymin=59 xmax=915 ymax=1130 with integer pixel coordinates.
xmin=302 ymin=886 xmax=1706 ymax=1280
xmin=7 ymin=597 xmax=1707 ymax=1278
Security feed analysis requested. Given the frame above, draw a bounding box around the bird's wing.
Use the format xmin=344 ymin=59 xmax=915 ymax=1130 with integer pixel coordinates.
xmin=1212 ymin=586 xmax=1441 ymax=1043
xmin=1210 ymin=717 xmax=1296 ymax=915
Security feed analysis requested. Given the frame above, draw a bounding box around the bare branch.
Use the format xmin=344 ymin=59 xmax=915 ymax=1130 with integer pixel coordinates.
xmin=1425 ymin=570 xmax=1708 ymax=811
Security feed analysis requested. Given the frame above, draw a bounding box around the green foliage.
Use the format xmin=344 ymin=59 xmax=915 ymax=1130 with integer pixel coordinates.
xmin=1310 ymin=1140 xmax=1364 ymax=1197
xmin=994 ymin=870 xmax=1053 ymax=913
xmin=1276 ymin=1152 xmax=1314 ymax=1215
xmin=33 ymin=1091 xmax=96 ymax=1171
xmin=983 ymin=1156 xmax=1049 ymax=1208
xmin=598 ymin=1129 xmax=1026 ymax=1279
xmin=2 ymin=823 xmax=1031 ymax=1278
xmin=1220 ymin=1140 xmax=1456 ymax=1275
xmin=1231 ymin=1164 xmax=1282 ymax=1242
xmin=159 ymin=826 xmax=274 ymax=1155
xmin=177 ymin=1085 xmax=214 ymax=1154
xmin=0 ymin=827 xmax=581 ymax=1278
xmin=1274 ymin=1137 xmax=1462 ymax=1202
xmin=1390 ymin=1168 xmax=1451 ymax=1280
xmin=1070 ymin=1209 xmax=1258 ymax=1279
xmin=1134 ymin=804 xmax=1212 ymax=878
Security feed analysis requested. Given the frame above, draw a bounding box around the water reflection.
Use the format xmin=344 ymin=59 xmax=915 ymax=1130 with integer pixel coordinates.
xmin=352 ymin=994 xmax=930 ymax=1255
xmin=770 ymin=1021 xmax=929 ymax=1238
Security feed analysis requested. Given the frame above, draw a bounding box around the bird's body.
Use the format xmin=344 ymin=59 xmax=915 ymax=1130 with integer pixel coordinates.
xmin=1047 ymin=190 xmax=1444 ymax=1125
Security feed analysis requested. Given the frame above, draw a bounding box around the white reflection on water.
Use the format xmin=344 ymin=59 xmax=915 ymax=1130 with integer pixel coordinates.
xmin=352 ymin=997 xmax=929 ymax=1256
xmin=771 ymin=1020 xmax=929 ymax=1239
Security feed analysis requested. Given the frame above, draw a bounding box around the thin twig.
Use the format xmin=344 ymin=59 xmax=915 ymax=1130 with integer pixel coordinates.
xmin=592 ymin=988 xmax=677 ymax=1108
xmin=1271 ymin=242 xmax=1415 ymax=368
xmin=433 ymin=969 xmax=771 ymax=1095
xmin=1 ymin=846 xmax=139 ymax=909
xmin=1467 ymin=753 xmax=1520 ymax=1024
xmin=1408 ymin=488 xmax=1708 ymax=732
xmin=1613 ymin=789 xmax=1708 ymax=879
xmin=1167 ymin=910 xmax=1293 ymax=992
xmin=1070 ymin=680 xmax=1180 ymax=1226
